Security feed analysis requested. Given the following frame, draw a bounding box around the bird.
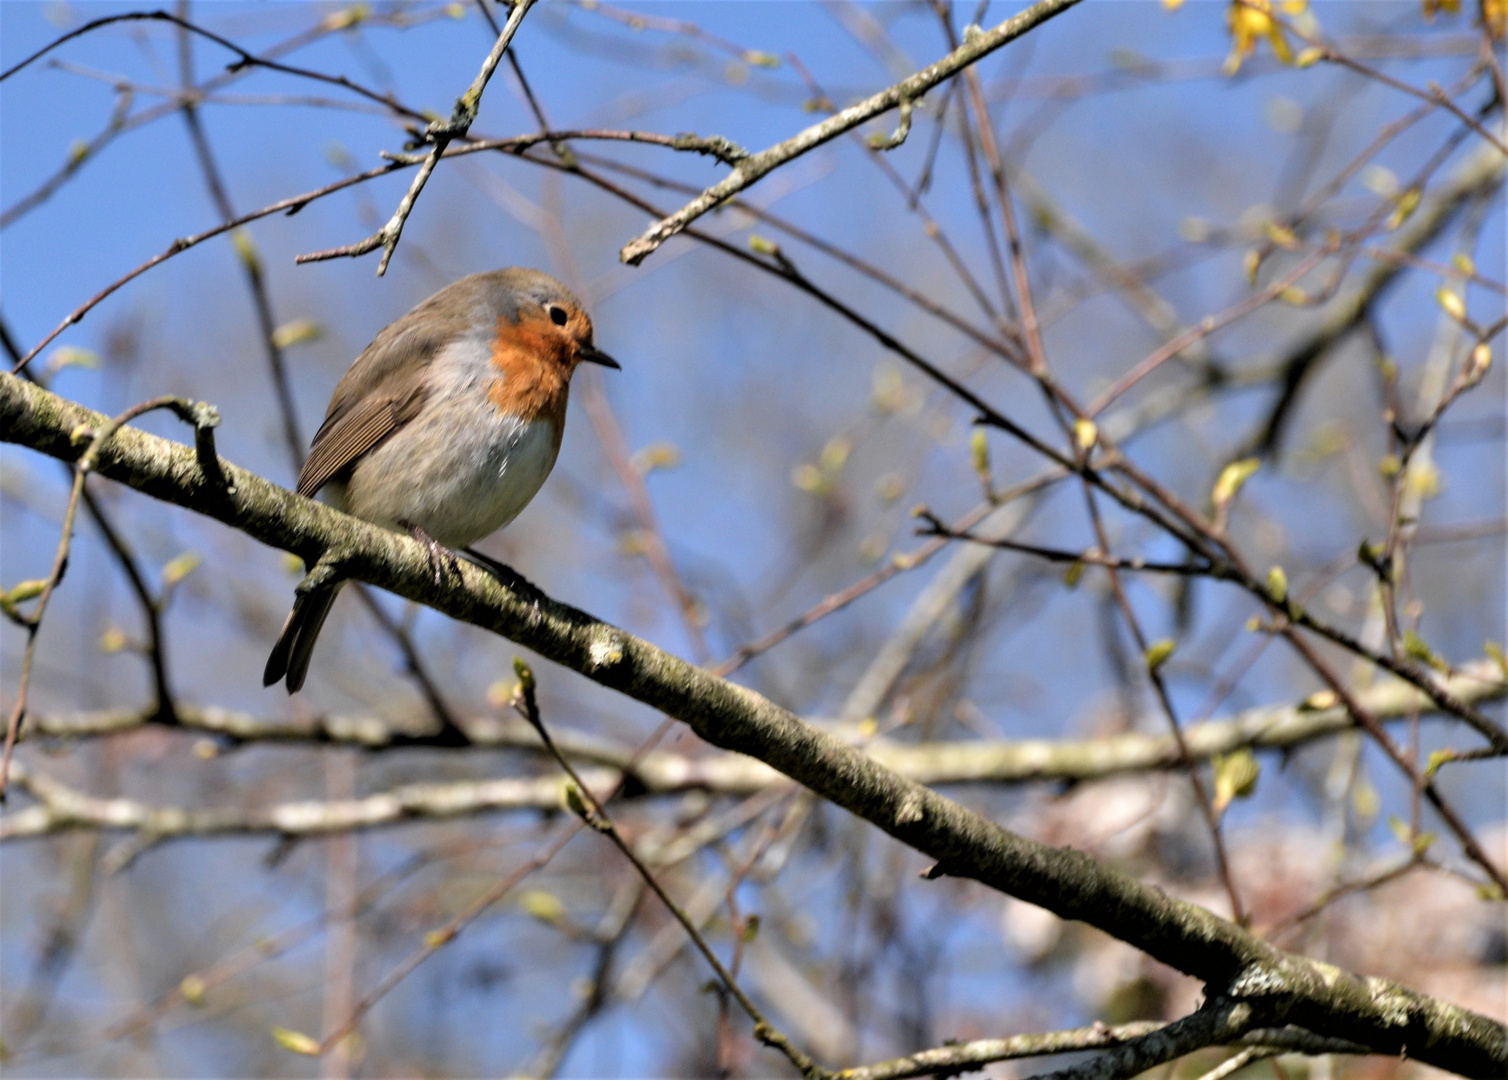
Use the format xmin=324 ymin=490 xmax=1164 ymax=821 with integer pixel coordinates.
xmin=263 ymin=267 xmax=618 ymax=693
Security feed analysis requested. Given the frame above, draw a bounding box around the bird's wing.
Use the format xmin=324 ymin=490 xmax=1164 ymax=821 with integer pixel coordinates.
xmin=295 ymin=284 xmax=483 ymax=498
xmin=296 ymin=382 xmax=429 ymax=497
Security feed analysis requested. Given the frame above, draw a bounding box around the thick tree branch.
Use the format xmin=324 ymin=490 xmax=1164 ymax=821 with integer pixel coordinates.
xmin=1 ymin=371 xmax=1502 ymax=1077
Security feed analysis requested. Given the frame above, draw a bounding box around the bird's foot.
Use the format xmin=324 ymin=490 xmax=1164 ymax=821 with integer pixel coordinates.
xmin=406 ymin=524 xmax=461 ymax=588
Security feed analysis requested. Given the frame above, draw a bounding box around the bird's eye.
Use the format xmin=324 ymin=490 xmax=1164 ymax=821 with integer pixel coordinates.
xmin=547 ymin=304 xmax=569 ymax=327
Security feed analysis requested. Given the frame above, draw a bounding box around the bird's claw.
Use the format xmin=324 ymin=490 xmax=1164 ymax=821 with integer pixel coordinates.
xmin=406 ymin=524 xmax=461 ymax=588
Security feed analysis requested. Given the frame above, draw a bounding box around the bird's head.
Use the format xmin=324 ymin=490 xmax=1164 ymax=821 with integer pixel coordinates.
xmin=493 ymin=268 xmax=619 ymax=374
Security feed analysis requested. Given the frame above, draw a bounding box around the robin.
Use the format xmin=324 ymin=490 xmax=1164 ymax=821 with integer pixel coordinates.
xmin=263 ymin=267 xmax=618 ymax=692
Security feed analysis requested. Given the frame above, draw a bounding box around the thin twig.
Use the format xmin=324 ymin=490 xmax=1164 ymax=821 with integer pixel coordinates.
xmin=0 ymin=9 xmax=427 ymax=121
xmin=509 ymin=660 xmax=819 ymax=1076
xmin=296 ymin=0 xmax=538 ymax=275
xmin=618 ymin=0 xmax=1085 ymax=265
xmin=1 ymin=394 xmax=217 ymax=797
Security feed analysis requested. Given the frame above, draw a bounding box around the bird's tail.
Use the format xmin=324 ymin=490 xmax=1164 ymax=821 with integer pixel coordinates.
xmin=263 ymin=581 xmax=343 ymax=692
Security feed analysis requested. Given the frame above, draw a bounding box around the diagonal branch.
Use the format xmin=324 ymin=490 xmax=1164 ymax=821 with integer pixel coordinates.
xmin=1 ymin=371 xmax=1503 ymax=1077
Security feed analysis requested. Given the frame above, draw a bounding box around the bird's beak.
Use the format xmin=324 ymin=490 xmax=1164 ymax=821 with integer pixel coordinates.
xmin=577 ymin=343 xmax=621 ymax=370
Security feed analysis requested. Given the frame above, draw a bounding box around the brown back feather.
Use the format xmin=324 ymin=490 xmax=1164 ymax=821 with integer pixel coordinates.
xmin=295 ymin=278 xmax=489 ymax=496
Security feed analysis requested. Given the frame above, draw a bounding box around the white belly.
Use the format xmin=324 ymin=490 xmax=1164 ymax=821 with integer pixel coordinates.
xmin=337 ymin=381 xmax=561 ymax=550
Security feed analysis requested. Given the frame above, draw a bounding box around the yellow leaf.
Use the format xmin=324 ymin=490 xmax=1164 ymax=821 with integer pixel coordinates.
xmin=486 ymin=679 xmax=515 ymax=708
xmin=1262 ymin=222 xmax=1298 ymax=248
xmin=1144 ymin=638 xmax=1176 ymax=672
xmin=1465 ymin=343 xmax=1492 ymax=387
xmin=325 ymin=3 xmax=371 ymax=30
xmin=1352 ymin=777 xmax=1380 ymax=821
xmin=1403 ymin=630 xmax=1449 ymax=672
xmin=1386 ymin=814 xmax=1411 ymax=846
xmin=1224 ymin=0 xmax=1296 ymax=74
xmin=1295 ymin=45 xmax=1324 ymax=67
xmin=1436 ymin=287 xmax=1467 ymax=322
xmin=562 ymin=781 xmax=591 ymax=820
xmin=1300 ymin=689 xmax=1338 ymax=711
xmin=970 ymin=428 xmax=991 ymax=477
xmin=2 ymin=578 xmax=47 ymax=611
xmin=1378 ymin=454 xmax=1401 ymax=478
xmin=1063 ymin=560 xmax=1086 ymax=589
xmin=1073 ymin=418 xmax=1098 ymax=451
xmin=512 ymin=656 xmax=535 ymax=692
xmin=820 ymin=435 xmax=851 ymax=474
xmin=1212 ymin=749 xmax=1260 ymax=812
xmin=1387 ymin=187 xmax=1421 ymax=230
xmin=1484 ymin=0 xmax=1506 ymax=38
xmin=748 ymin=234 xmax=779 ymax=256
xmin=743 ymin=50 xmax=780 ymax=68
xmin=790 ymin=463 xmax=826 ymax=495
xmin=1213 ymin=458 xmax=1261 ymax=507
xmin=1405 ymin=459 xmax=1441 ymax=500
xmin=1265 ymin=565 xmax=1288 ymax=603
xmin=519 ymin=890 xmax=566 ymax=925
xmin=271 ymin=319 xmax=323 ymax=349
xmin=179 ymin=974 xmax=207 ymax=1007
xmin=161 ymin=551 xmax=202 ymax=589
xmin=44 ymin=345 xmax=101 ymax=375
xmin=1485 ymin=640 xmax=1507 ymax=677
xmin=741 ymin=914 xmax=762 ymax=942
xmin=631 ymin=442 xmax=681 ymax=475
xmin=1243 ymin=248 xmax=1263 ymax=284
xmin=231 ymin=229 xmax=260 ymax=272
xmin=1452 ymin=252 xmax=1476 ymax=276
xmin=99 ymin=627 xmax=128 ymax=654
xmin=1424 ymin=748 xmax=1457 ymax=779
xmin=271 ymin=1026 xmax=321 ymax=1056
xmin=424 ymin=927 xmax=456 ymax=948
xmin=1163 ymin=0 xmax=1185 ymax=8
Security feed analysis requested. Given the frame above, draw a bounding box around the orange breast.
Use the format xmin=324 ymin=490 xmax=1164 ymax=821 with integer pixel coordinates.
xmin=487 ymin=314 xmax=570 ymax=450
